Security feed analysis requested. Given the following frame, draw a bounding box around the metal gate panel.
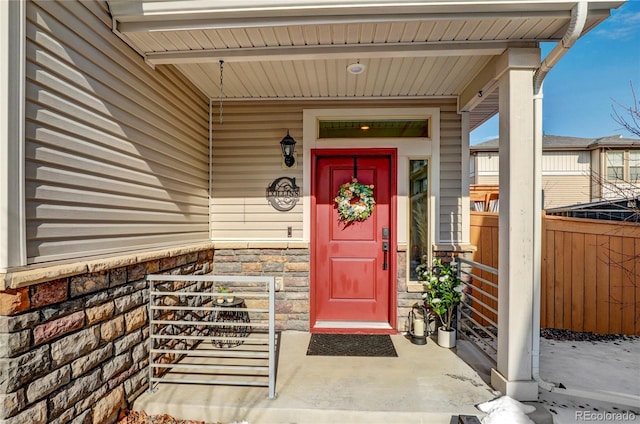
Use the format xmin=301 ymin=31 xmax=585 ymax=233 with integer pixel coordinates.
xmin=147 ymin=274 xmax=277 ymax=399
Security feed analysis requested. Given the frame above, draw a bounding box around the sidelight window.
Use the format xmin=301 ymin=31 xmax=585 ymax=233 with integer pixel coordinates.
xmin=409 ymin=159 xmax=429 ymax=281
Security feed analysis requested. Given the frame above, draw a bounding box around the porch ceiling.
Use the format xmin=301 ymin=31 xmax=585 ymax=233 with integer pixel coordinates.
xmin=106 ymin=0 xmax=622 ymax=130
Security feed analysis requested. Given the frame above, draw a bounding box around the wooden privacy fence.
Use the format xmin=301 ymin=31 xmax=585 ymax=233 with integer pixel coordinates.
xmin=468 ymin=213 xmax=499 ymax=329
xmin=469 ymin=211 xmax=640 ymax=336
xmin=542 ymin=214 xmax=640 ymax=335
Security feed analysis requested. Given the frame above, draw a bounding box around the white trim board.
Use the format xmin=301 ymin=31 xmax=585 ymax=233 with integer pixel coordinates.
xmin=0 ymin=0 xmax=26 ymax=271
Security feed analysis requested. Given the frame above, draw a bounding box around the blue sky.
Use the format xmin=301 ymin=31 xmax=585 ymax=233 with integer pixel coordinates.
xmin=470 ymin=0 xmax=640 ymax=145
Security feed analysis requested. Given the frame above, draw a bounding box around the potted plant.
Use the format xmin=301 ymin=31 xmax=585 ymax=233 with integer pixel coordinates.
xmin=216 ymin=285 xmax=231 ymax=304
xmin=416 ymin=257 xmax=464 ymax=348
xmin=225 ymin=288 xmax=235 ymax=303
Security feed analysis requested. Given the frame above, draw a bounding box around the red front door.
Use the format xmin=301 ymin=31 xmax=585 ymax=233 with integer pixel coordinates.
xmin=311 ymin=150 xmax=396 ymax=333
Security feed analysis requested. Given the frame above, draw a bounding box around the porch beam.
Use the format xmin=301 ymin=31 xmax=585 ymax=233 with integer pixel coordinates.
xmin=459 ymin=56 xmax=499 ymax=113
xmin=460 ymin=46 xmax=540 ymax=112
xmin=114 ymin=11 xmax=576 ymax=33
xmin=491 ymin=48 xmax=541 ymax=401
xmin=145 ymin=41 xmax=536 ymax=65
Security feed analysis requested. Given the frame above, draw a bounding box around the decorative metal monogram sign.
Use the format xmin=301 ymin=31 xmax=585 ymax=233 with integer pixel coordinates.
xmin=266 ymin=177 xmax=300 ymax=211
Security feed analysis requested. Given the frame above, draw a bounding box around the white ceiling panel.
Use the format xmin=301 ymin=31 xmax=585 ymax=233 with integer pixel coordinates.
xmin=107 ymin=0 xmax=623 ymax=128
xmin=177 ymin=55 xmax=492 ymax=100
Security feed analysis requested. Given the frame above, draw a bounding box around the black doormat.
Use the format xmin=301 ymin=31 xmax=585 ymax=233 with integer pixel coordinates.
xmin=306 ymin=334 xmax=398 ymax=357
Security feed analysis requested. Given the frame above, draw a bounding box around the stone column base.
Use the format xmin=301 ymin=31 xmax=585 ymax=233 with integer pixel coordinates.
xmin=491 ymin=368 xmax=539 ymax=401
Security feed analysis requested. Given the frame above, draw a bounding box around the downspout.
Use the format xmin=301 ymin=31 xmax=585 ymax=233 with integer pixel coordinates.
xmin=533 ymin=2 xmax=588 ymax=93
xmin=531 ymin=1 xmax=587 ymax=393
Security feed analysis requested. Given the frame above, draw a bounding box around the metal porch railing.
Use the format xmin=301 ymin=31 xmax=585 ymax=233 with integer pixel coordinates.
xmin=146 ymin=274 xmax=277 ymax=399
xmin=457 ymin=258 xmax=498 ymax=364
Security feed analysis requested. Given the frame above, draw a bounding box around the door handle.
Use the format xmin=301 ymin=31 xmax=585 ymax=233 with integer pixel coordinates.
xmin=382 ymin=241 xmax=389 ymax=270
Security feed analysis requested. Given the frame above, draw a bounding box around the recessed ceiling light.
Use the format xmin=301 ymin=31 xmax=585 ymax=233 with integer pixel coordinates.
xmin=360 ymin=125 xmax=370 ymax=130
xmin=347 ymin=62 xmax=366 ymax=75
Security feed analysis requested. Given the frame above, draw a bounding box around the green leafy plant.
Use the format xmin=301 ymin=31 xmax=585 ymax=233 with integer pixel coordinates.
xmin=217 ymin=285 xmax=231 ymax=294
xmin=215 ymin=285 xmax=234 ymax=303
xmin=416 ymin=257 xmax=463 ymax=331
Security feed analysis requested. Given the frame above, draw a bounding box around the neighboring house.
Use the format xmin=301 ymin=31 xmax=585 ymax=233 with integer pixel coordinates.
xmin=470 ymin=135 xmax=640 ymax=209
xmin=0 ymin=1 xmax=625 ymax=421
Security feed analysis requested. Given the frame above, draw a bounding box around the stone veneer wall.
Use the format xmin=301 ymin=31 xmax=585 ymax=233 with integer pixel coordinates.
xmin=212 ymin=246 xmax=425 ymax=333
xmin=212 ymin=246 xmax=310 ymax=331
xmin=210 ymin=246 xmax=470 ymax=333
xmin=397 ymin=251 xmax=423 ymax=332
xmin=0 ymin=247 xmax=214 ymax=424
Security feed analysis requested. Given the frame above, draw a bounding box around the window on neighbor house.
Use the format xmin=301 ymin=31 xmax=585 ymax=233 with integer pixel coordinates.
xmin=606 ymin=151 xmax=624 ymax=181
xmin=606 ymin=150 xmax=640 ymax=182
xmin=409 ymin=159 xmax=429 ymax=281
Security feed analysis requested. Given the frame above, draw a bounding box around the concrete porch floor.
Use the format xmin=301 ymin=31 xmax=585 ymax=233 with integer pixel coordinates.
xmin=133 ymin=332 xmax=497 ymax=424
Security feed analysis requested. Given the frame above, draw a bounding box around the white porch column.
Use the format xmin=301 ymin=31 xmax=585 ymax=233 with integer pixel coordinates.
xmin=491 ymin=48 xmax=540 ymax=401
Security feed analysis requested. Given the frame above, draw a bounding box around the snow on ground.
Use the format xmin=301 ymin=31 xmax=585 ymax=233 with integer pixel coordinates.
xmin=459 ymin=330 xmax=640 ymax=424
xmin=537 ymin=389 xmax=638 ymax=424
xmin=537 ymin=335 xmax=640 ymax=424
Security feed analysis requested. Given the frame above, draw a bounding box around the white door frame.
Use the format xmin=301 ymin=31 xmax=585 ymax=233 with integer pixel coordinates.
xmin=302 ymin=107 xmax=441 ymax=253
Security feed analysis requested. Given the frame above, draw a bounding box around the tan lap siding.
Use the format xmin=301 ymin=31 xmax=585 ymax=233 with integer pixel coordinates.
xmin=211 ymin=103 xmax=304 ymax=240
xmin=25 ymin=1 xmax=210 ymax=263
xmin=476 ymin=175 xmax=500 ymax=185
xmin=542 ymin=175 xmax=591 ymax=209
xmin=439 ymin=103 xmax=463 ymax=243
xmin=211 ymin=99 xmax=462 ymax=244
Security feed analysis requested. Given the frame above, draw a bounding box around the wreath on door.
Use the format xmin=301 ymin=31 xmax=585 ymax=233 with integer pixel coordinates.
xmin=334 ymin=178 xmax=375 ymax=223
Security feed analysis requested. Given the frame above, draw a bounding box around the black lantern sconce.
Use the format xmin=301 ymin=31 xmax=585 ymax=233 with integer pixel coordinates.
xmin=280 ymin=130 xmax=297 ymax=168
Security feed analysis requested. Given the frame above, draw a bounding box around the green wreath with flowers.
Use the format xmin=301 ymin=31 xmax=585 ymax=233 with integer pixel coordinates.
xmin=334 ymin=178 xmax=375 ymax=223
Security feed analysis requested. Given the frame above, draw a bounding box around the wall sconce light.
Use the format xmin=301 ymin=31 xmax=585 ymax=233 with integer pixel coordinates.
xmin=280 ymin=129 xmax=297 ymax=168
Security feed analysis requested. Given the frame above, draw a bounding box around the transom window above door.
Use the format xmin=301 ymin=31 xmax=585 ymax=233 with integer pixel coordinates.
xmin=318 ymin=119 xmax=429 ymax=139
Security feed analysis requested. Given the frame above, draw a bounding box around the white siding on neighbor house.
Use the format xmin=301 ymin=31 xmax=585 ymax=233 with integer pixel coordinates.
xmin=541 ymin=175 xmax=590 ymax=209
xmin=541 ymin=152 xmax=591 ymax=208
xmin=25 ymin=0 xmax=209 ymax=263
xmin=601 ymin=182 xmax=640 ymax=201
xmin=472 ymin=153 xmax=501 ymax=186
xmin=473 ymin=150 xmax=593 ymax=207
xmin=474 ymin=150 xmax=590 ymax=174
xmin=475 ymin=153 xmax=499 ymax=174
xmin=541 ymin=151 xmax=590 ymax=173
xmin=211 ymin=99 xmax=463 ymax=244
xmin=591 ymin=149 xmax=604 ymax=200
